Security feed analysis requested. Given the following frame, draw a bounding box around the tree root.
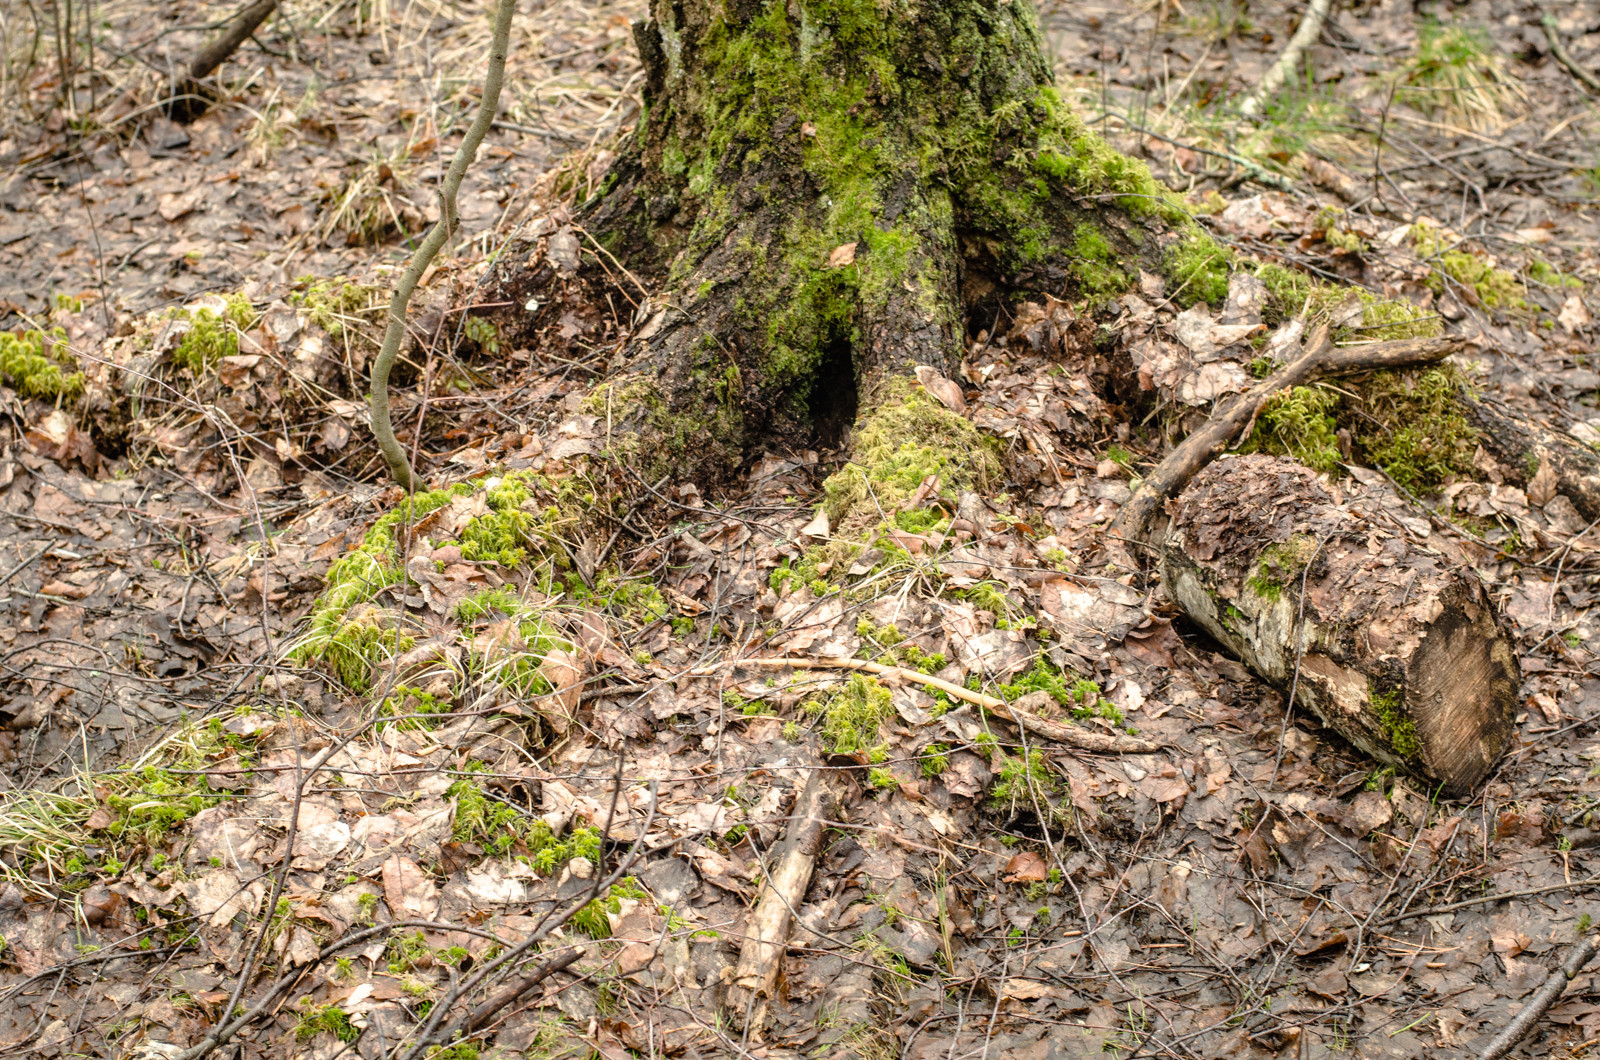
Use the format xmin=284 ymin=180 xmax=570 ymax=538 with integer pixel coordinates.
xmin=1478 ymin=934 xmax=1599 ymax=1060
xmin=722 ymin=657 xmax=1162 ymax=754
xmin=1111 ymin=328 xmax=1463 ymax=547
xmin=367 ymin=0 xmax=517 ymax=491
xmin=1238 ymin=0 xmax=1336 ymax=118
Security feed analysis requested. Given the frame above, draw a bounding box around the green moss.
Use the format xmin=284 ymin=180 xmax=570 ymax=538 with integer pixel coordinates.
xmin=0 ymin=328 xmax=85 ymax=399
xmin=1528 ymin=258 xmax=1583 ymax=290
xmin=569 ymin=877 xmax=650 ymax=940
xmin=857 ymin=619 xmax=946 ymax=674
xmin=103 ymin=766 xmax=220 ymax=846
xmin=1413 ymin=223 xmax=1526 ymax=309
xmin=807 ymin=674 xmax=894 ymax=757
xmin=1164 ymin=230 xmax=1231 ymax=306
xmin=1353 ymin=366 xmax=1477 ymax=494
xmin=171 ymin=308 xmax=239 ymax=373
xmin=291 ymin=277 xmax=380 ymax=337
xmin=920 ymin=743 xmax=950 ymax=778
xmin=989 ymin=749 xmax=1057 ymax=808
xmin=822 ymin=381 xmax=999 ymax=531
xmin=1369 ymin=682 xmax=1420 ymax=758
xmin=1246 ymin=535 xmax=1320 ymax=603
xmin=999 ymin=660 xmax=1123 ymax=725
xmin=1070 ymin=225 xmax=1128 ymax=298
xmin=1243 ymin=385 xmax=1341 ymax=473
xmin=378 ymin=685 xmax=452 ymax=730
xmin=296 ymin=1002 xmax=358 ymax=1043
xmin=1252 ymin=261 xmax=1440 ymax=340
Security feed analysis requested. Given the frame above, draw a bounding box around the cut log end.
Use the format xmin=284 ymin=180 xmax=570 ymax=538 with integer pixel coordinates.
xmin=1161 ymin=455 xmax=1518 ymax=795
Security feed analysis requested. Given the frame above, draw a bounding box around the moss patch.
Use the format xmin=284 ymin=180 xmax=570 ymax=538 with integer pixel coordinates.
xmin=0 ymin=327 xmax=84 ymax=399
xmin=1369 ymin=682 xmax=1421 ymax=758
xmin=822 ymin=381 xmax=999 ymax=531
xmin=806 ymin=673 xmax=895 ymax=758
xmin=1352 ymin=365 xmax=1478 ymax=494
xmin=1413 ymin=223 xmax=1526 ymax=310
xmin=1246 ymin=534 xmax=1321 ymax=603
xmin=1243 ymin=386 xmax=1341 ymax=473
xmin=1165 ymin=231 xmax=1232 ymax=307
xmin=989 ymin=748 xmax=1057 ymax=809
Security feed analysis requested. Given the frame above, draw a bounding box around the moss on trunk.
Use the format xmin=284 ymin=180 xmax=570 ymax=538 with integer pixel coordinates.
xmin=578 ymin=0 xmax=1220 ymax=501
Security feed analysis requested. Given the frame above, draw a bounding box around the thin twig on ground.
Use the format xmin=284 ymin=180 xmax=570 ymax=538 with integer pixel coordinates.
xmin=1478 ymin=935 xmax=1599 ymax=1060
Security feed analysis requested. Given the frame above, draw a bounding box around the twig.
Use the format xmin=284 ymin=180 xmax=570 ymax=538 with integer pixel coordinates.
xmin=1545 ymin=17 xmax=1600 ymax=95
xmin=727 ymin=770 xmax=829 ymax=1033
xmin=1238 ymin=0 xmax=1336 ymax=118
xmin=1478 ymin=935 xmax=1599 ymax=1060
xmin=189 ymin=0 xmax=278 ymax=80
xmin=369 ymin=0 xmax=516 ymax=491
xmin=1110 ymin=329 xmax=1462 ymax=546
xmin=709 ymin=657 xmax=1160 ymax=753
xmin=449 ymin=946 xmax=584 ymax=1037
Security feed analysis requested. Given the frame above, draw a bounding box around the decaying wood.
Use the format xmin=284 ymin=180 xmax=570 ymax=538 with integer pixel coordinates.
xmin=1478 ymin=934 xmax=1599 ymax=1060
xmin=1113 ymin=329 xmax=1463 ymax=546
xmin=1161 ymin=454 xmax=1518 ymax=794
xmin=1465 ymin=396 xmax=1600 ymax=523
xmin=726 ymin=770 xmax=829 ymax=1032
xmin=728 ymin=657 xmax=1161 ymax=754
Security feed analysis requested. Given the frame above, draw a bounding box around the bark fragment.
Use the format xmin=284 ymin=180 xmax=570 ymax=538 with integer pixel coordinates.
xmin=1161 ymin=454 xmax=1518 ymax=793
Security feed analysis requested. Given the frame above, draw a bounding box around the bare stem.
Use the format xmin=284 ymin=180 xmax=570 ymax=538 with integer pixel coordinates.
xmin=368 ymin=0 xmax=517 ymax=491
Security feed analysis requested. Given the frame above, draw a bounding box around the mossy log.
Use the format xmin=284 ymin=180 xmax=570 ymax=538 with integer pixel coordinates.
xmin=491 ymin=0 xmax=1224 ymax=510
xmin=1160 ymin=454 xmax=1518 ymax=794
xmin=1464 ymin=396 xmax=1600 ymax=524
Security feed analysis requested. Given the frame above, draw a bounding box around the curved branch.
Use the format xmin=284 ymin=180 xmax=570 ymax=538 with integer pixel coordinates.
xmin=1479 ymin=935 xmax=1599 ymax=1060
xmin=1238 ymin=0 xmax=1336 ymax=119
xmin=368 ymin=0 xmax=518 ymax=491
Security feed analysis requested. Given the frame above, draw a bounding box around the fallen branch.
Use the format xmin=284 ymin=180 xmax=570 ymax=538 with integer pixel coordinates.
xmin=1545 ymin=16 xmax=1600 ymax=95
xmin=169 ymin=0 xmax=280 ymax=122
xmin=722 ymin=657 xmax=1161 ymax=753
xmin=1111 ymin=328 xmax=1462 ymax=546
xmin=1479 ymin=935 xmax=1599 ymax=1060
xmin=1238 ymin=0 xmax=1336 ymax=118
xmin=450 ymin=946 xmax=584 ymax=1038
xmin=369 ymin=0 xmax=517 ymax=491
xmin=726 ymin=770 xmax=829 ymax=1032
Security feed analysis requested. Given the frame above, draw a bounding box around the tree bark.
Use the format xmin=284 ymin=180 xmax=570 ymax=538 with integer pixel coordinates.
xmin=1161 ymin=454 xmax=1518 ymax=794
xmin=1464 ymin=396 xmax=1600 ymax=524
xmin=490 ymin=0 xmax=1210 ymax=502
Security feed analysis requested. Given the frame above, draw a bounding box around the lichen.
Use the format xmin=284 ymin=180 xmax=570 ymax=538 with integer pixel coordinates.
xmin=0 ymin=327 xmax=84 ymax=399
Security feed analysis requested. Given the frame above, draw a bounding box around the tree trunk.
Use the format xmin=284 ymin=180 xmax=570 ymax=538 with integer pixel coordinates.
xmin=1161 ymin=455 xmax=1519 ymax=795
xmin=518 ymin=0 xmax=1214 ymax=508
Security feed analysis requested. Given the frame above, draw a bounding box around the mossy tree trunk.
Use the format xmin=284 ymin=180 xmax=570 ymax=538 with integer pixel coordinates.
xmin=565 ymin=0 xmax=1214 ymax=501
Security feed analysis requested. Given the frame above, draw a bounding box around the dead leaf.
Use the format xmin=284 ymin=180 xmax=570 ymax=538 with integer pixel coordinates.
xmin=1528 ymin=458 xmax=1558 ymax=507
xmin=827 ymin=242 xmax=857 ymax=268
xmin=538 ymin=646 xmax=583 ymax=733
xmin=799 ymin=509 xmax=829 ymax=539
xmin=914 ymin=365 xmax=966 ymax=413
xmin=382 ymin=854 xmax=440 ymax=919
xmin=1560 ymin=294 xmax=1592 ymax=334
xmin=1002 ymin=850 xmax=1048 ymax=883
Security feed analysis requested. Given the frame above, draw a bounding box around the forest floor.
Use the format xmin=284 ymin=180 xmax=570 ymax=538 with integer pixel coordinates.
xmin=0 ymin=0 xmax=1598 ymax=1058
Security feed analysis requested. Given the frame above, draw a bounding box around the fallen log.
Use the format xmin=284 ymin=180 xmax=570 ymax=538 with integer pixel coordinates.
xmin=1160 ymin=454 xmax=1518 ymax=794
xmin=1464 ymin=395 xmax=1600 ymax=524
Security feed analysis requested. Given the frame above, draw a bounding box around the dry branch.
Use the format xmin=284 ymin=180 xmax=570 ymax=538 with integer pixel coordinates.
xmin=368 ymin=0 xmax=516 ymax=491
xmin=1545 ymin=17 xmax=1600 ymax=95
xmin=727 ymin=657 xmax=1161 ymax=753
xmin=1238 ymin=0 xmax=1336 ymax=118
xmin=726 ymin=770 xmax=829 ymax=1032
xmin=169 ymin=0 xmax=280 ymax=123
xmin=1162 ymin=455 xmax=1519 ymax=794
xmin=1112 ymin=328 xmax=1462 ymax=546
xmin=1478 ymin=934 xmax=1599 ymax=1060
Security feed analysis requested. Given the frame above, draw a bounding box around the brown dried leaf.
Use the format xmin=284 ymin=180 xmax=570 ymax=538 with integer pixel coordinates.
xmin=1001 ymin=850 xmax=1048 ymax=883
xmin=827 ymin=242 xmax=857 ymax=268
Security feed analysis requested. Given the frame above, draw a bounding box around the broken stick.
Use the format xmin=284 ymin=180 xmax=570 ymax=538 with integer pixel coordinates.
xmin=1112 ymin=328 xmax=1462 ymax=546
xmin=169 ymin=0 xmax=281 ymax=123
xmin=726 ymin=770 xmax=829 ymax=1032
xmin=724 ymin=657 xmax=1160 ymax=754
xmin=1478 ymin=934 xmax=1599 ymax=1060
